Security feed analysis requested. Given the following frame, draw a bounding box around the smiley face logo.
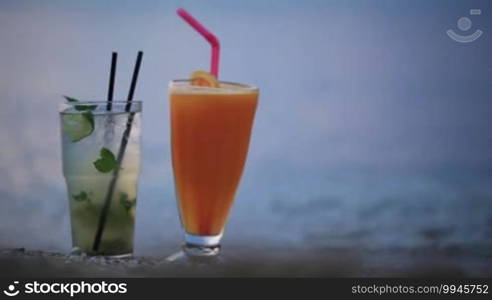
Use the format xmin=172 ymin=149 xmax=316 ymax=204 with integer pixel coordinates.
xmin=447 ymin=9 xmax=483 ymax=43
xmin=3 ymin=281 xmax=20 ymax=297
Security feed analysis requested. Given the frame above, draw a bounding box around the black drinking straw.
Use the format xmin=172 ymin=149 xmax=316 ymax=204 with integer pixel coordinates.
xmin=106 ymin=52 xmax=117 ymax=111
xmin=126 ymin=51 xmax=143 ymax=110
xmin=93 ymin=51 xmax=143 ymax=252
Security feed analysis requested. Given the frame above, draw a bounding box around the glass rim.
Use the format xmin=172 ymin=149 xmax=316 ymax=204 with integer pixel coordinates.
xmin=59 ymin=101 xmax=142 ymax=113
xmin=169 ymin=79 xmax=258 ymax=91
xmin=62 ymin=100 xmax=143 ymax=104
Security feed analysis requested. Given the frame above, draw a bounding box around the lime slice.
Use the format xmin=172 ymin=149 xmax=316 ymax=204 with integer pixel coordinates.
xmin=62 ymin=112 xmax=94 ymax=142
xmin=190 ymin=70 xmax=219 ymax=87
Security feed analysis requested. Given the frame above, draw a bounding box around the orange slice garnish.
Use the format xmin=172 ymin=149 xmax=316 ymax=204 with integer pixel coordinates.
xmin=190 ymin=70 xmax=219 ymax=87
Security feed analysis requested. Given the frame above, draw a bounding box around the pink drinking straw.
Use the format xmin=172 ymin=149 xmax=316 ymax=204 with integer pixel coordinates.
xmin=177 ymin=8 xmax=220 ymax=78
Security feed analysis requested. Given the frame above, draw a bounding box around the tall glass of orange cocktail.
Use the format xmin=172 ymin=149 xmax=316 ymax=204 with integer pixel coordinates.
xmin=168 ymin=8 xmax=258 ymax=259
xmin=169 ymin=78 xmax=258 ymax=257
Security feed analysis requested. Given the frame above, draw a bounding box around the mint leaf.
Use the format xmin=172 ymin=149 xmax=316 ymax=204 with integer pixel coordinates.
xmin=101 ymin=148 xmax=116 ymax=161
xmin=73 ymin=191 xmax=90 ymax=202
xmin=63 ymin=95 xmax=97 ymax=111
xmin=63 ymin=95 xmax=79 ymax=103
xmin=119 ymin=192 xmax=136 ymax=211
xmin=93 ymin=148 xmax=118 ymax=173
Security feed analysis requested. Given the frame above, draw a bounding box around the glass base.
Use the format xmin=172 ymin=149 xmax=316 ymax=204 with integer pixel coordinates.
xmin=98 ymin=253 xmax=133 ymax=259
xmin=184 ymin=233 xmax=222 ymax=247
xmin=183 ymin=244 xmax=221 ymax=257
xmin=165 ymin=248 xmax=225 ymax=265
xmin=183 ymin=233 xmax=222 ymax=258
xmin=163 ymin=233 xmax=223 ymax=264
xmin=69 ymin=247 xmax=132 ymax=258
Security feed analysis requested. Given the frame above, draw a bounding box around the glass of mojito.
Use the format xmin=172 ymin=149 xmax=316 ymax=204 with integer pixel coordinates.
xmin=60 ymin=99 xmax=141 ymax=256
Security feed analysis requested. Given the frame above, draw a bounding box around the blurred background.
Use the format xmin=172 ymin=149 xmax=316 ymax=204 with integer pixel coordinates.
xmin=0 ymin=0 xmax=491 ymax=269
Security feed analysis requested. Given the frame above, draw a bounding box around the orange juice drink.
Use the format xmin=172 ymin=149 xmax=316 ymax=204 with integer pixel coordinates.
xmin=169 ymin=79 xmax=258 ymax=248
